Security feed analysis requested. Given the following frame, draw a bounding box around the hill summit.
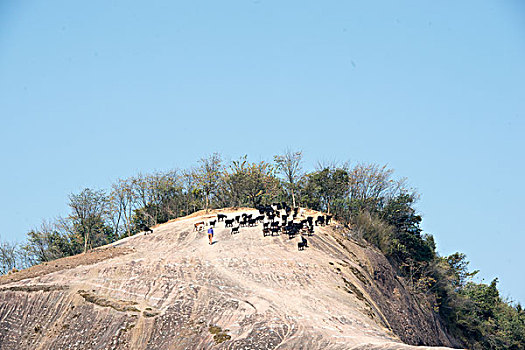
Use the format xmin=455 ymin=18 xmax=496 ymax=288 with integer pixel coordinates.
xmin=0 ymin=208 xmax=460 ymax=349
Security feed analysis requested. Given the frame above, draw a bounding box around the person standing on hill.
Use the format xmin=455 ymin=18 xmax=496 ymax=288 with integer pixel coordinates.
xmin=207 ymin=227 xmax=214 ymax=245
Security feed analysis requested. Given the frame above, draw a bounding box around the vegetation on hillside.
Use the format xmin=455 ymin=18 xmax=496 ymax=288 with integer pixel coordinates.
xmin=1 ymin=151 xmax=523 ymax=349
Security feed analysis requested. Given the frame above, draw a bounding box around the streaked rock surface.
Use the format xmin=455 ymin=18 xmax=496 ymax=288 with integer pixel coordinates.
xmin=0 ymin=209 xmax=460 ymax=349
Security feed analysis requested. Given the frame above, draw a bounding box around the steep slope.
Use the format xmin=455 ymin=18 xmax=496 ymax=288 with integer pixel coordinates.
xmin=0 ymin=209 xmax=460 ymax=349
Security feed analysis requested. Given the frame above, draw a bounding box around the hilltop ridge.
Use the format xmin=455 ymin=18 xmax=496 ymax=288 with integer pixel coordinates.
xmin=0 ymin=208 xmax=460 ymax=349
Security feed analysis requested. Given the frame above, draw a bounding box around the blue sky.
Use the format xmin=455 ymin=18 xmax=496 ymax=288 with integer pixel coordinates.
xmin=1 ymin=1 xmax=524 ymax=302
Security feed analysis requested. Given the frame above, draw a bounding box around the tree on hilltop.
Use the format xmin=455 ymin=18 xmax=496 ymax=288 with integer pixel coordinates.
xmin=196 ymin=153 xmax=223 ymax=212
xmin=68 ymin=188 xmax=110 ymax=253
xmin=274 ymin=150 xmax=304 ymax=207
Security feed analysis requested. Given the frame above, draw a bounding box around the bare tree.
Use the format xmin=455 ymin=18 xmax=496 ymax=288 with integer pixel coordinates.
xmin=131 ymin=173 xmax=151 ymax=210
xmin=349 ymin=163 xmax=395 ymax=204
xmin=0 ymin=239 xmax=19 ymax=274
xmin=274 ymin=150 xmax=304 ymax=207
xmin=110 ymin=177 xmax=145 ymax=237
xmin=157 ymin=170 xmax=183 ymax=221
xmin=141 ymin=170 xmax=184 ymax=224
xmin=195 ymin=153 xmax=223 ymax=212
xmin=182 ymin=168 xmax=200 ymax=214
xmin=109 ymin=180 xmax=126 ymax=237
xmin=347 ymin=163 xmax=418 ymax=215
xmin=129 ymin=173 xmax=159 ymax=226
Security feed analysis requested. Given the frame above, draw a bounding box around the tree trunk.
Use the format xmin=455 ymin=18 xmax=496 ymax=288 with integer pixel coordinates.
xmin=124 ymin=203 xmax=132 ymax=237
xmin=84 ymin=231 xmax=89 ymax=253
xmin=114 ymin=209 xmax=122 ymax=238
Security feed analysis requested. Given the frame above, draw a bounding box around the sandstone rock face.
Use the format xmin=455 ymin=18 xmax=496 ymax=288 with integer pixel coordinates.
xmin=0 ymin=209 xmax=460 ymax=349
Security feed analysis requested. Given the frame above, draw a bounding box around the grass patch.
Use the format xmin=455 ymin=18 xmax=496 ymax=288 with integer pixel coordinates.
xmin=143 ymin=310 xmax=159 ymax=317
xmin=77 ymin=290 xmax=140 ymax=313
xmin=209 ymin=325 xmax=231 ymax=344
xmin=349 ymin=266 xmax=369 ymax=286
xmin=341 ymin=276 xmax=366 ymax=302
xmin=0 ymin=284 xmax=66 ymax=293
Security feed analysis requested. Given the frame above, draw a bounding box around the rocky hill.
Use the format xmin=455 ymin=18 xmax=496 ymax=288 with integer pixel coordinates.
xmin=0 ymin=208 xmax=461 ymax=349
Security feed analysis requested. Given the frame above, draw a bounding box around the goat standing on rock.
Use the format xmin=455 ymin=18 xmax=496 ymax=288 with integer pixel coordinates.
xmin=140 ymin=225 xmax=153 ymax=235
xmin=194 ymin=222 xmax=205 ymax=231
xmin=298 ymin=236 xmax=308 ymax=250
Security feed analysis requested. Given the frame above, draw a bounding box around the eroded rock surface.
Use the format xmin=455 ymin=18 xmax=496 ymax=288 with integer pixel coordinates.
xmin=0 ymin=209 xmax=460 ymax=349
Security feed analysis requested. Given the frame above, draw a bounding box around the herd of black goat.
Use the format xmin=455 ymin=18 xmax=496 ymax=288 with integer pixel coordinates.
xmin=204 ymin=202 xmax=333 ymax=251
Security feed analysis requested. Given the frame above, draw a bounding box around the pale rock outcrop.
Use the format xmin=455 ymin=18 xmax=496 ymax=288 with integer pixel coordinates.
xmin=0 ymin=209 xmax=461 ymax=349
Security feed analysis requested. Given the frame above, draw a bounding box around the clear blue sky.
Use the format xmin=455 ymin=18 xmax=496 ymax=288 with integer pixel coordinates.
xmin=1 ymin=1 xmax=524 ymax=303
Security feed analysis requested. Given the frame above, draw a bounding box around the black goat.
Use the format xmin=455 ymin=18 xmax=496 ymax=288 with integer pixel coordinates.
xmin=231 ymin=226 xmax=240 ymax=235
xmin=286 ymin=223 xmax=298 ymax=239
xmin=315 ymin=215 xmax=325 ymax=226
xmin=298 ymin=236 xmax=308 ymax=251
xmin=306 ymin=216 xmax=313 ymax=226
xmin=217 ymin=214 xmax=227 ymax=222
xmin=225 ymin=219 xmax=234 ymax=227
xmin=326 ymin=215 xmax=332 ymax=225
xmin=265 ymin=208 xmax=275 ymax=216
xmin=140 ymin=225 xmax=153 ymax=235
xmin=208 ymin=220 xmax=216 ymax=228
xmin=295 ymin=222 xmax=304 ymax=230
xmin=307 ymin=225 xmax=315 ymax=236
